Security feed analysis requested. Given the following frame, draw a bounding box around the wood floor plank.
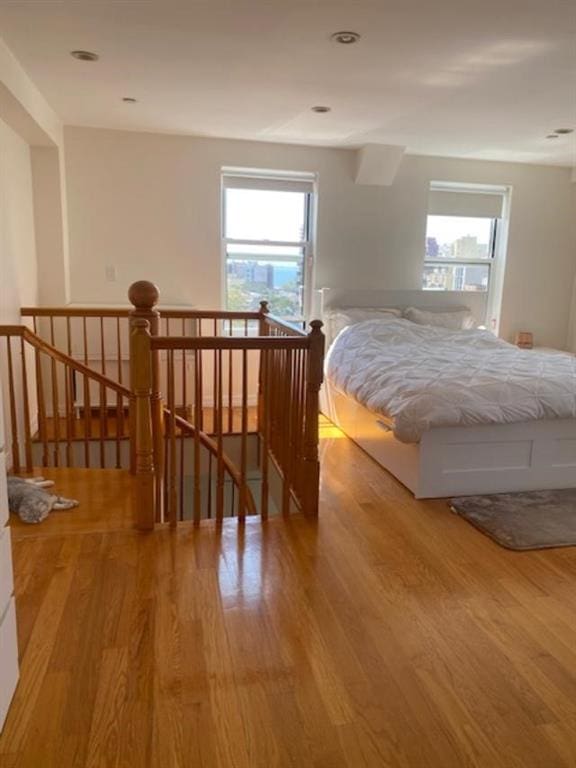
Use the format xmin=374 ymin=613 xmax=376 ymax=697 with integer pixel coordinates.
xmin=3 ymin=427 xmax=576 ymax=766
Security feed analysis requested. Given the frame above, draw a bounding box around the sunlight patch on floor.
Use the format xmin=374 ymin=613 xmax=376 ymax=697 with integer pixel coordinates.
xmin=319 ymin=414 xmax=346 ymax=439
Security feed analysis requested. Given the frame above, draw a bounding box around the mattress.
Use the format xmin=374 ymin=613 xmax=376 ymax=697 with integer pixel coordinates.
xmin=325 ymin=318 xmax=576 ymax=443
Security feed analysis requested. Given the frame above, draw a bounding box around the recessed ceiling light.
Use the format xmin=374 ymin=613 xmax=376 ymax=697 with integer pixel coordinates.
xmin=330 ymin=31 xmax=361 ymax=45
xmin=554 ymin=128 xmax=574 ymax=135
xmin=546 ymin=134 xmax=560 ymax=139
xmin=70 ymin=50 xmax=99 ymax=62
xmin=311 ymin=105 xmax=331 ymax=113
xmin=122 ymin=97 xmax=138 ymax=103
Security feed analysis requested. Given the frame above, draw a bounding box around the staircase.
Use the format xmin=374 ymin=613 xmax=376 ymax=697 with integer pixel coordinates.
xmin=0 ymin=280 xmax=324 ymax=529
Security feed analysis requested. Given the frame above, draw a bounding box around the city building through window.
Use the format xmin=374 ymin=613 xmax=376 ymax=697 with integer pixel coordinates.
xmin=222 ymin=170 xmax=315 ymax=322
xmin=422 ymin=182 xmax=510 ymax=331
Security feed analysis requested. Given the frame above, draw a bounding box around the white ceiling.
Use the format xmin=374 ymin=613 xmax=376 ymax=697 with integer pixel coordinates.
xmin=0 ymin=0 xmax=575 ymax=166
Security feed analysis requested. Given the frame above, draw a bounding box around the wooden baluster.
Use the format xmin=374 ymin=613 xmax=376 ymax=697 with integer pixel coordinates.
xmin=270 ymin=348 xmax=278 ymax=458
xmin=6 ymin=338 xmax=21 ymax=473
xmin=66 ymin=315 xmax=75 ymax=444
xmin=163 ymin=412 xmax=169 ymax=522
xmin=282 ymin=349 xmax=293 ymax=516
xmin=20 ymin=337 xmax=33 ymax=472
xmin=239 ymin=348 xmax=248 ymax=520
xmin=49 ymin=317 xmax=60 ymax=466
xmin=80 ymin=317 xmax=91 ymax=465
xmin=116 ymin=317 xmax=125 ymax=438
xmin=260 ymin=348 xmax=269 ymax=521
xmin=302 ymin=320 xmax=324 ymax=516
xmin=66 ymin=316 xmax=72 ymax=356
xmin=197 ymin=347 xmax=204 ymax=432
xmin=99 ymin=384 xmax=106 ymax=467
xmin=100 ymin=317 xmax=109 ymax=437
xmin=117 ymin=317 xmax=123 ymax=385
xmin=129 ymin=316 xmax=155 ymax=530
xmin=193 ymin=349 xmax=201 ymax=525
xmin=257 ymin=301 xmax=270 ymax=477
xmin=64 ymin=363 xmax=74 ymax=467
xmin=179 ymin=318 xmax=186 ymax=521
xmin=207 ymin=451 xmax=213 ymax=519
xmin=83 ymin=317 xmax=88 ymax=368
xmin=83 ymin=374 xmax=91 ymax=467
xmin=228 ymin=319 xmax=233 ymax=433
xmin=167 ymin=349 xmax=177 ymax=526
xmin=128 ymin=282 xmax=162 ymax=523
xmin=295 ymin=348 xmax=305 ymax=500
xmin=212 ymin=319 xmax=218 ymax=435
xmin=64 ymin=318 xmax=74 ymax=455
xmin=115 ymin=391 xmax=122 ymax=469
xmin=216 ymin=348 xmax=224 ymax=521
xmin=34 ymin=346 xmax=49 ymax=467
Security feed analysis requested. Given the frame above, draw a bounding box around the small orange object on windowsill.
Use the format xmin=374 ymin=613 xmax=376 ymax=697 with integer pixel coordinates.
xmin=515 ymin=331 xmax=533 ymax=349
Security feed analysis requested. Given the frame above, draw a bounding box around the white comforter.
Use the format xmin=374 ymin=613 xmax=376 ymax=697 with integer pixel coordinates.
xmin=325 ymin=319 xmax=576 ymax=443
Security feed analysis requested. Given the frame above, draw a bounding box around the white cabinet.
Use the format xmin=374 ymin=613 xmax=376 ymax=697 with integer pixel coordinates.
xmin=0 ymin=598 xmax=19 ymax=728
xmin=0 ymin=377 xmax=18 ymax=733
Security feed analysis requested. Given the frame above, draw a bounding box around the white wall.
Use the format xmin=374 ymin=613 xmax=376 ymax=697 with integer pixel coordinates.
xmin=0 ymin=116 xmax=38 ymax=323
xmin=0 ymin=116 xmax=39 ymax=466
xmin=64 ymin=126 xmax=576 ymax=348
xmin=0 ymin=36 xmax=65 ymax=468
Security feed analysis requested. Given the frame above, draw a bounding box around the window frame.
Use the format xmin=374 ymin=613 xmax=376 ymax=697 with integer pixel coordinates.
xmin=423 ymin=215 xmax=499 ymax=293
xmin=221 ymin=172 xmax=316 ymax=322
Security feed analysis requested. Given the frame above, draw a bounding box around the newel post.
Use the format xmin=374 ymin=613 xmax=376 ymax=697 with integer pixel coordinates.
xmin=257 ymin=300 xmax=270 ymax=434
xmin=129 ymin=281 xmax=162 ymax=528
xmin=303 ymin=319 xmax=325 ymax=516
xmin=258 ymin=300 xmax=270 ymax=336
xmin=129 ymin=318 xmax=155 ymax=530
xmin=128 ymin=281 xmax=161 ymax=472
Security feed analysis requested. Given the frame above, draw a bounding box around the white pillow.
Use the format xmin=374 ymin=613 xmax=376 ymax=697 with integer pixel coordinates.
xmin=328 ymin=307 xmax=401 ymax=339
xmin=403 ymin=306 xmax=475 ymax=330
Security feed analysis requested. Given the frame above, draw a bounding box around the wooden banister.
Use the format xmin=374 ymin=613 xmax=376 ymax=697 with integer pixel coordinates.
xmin=0 ymin=325 xmax=131 ymax=398
xmin=0 ymin=324 xmax=132 ymax=473
xmin=128 ymin=282 xmax=163 ymax=520
xmin=262 ymin=312 xmax=307 ymax=338
xmin=21 ymin=306 xmax=262 ymax=321
xmin=150 ymin=336 xmax=310 ymax=351
xmin=8 ymin=283 xmax=325 ymax=524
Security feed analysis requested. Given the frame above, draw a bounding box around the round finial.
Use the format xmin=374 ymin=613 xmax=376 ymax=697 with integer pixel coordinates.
xmin=310 ymin=319 xmax=324 ymax=331
xmin=128 ymin=280 xmax=159 ymax=310
xmin=259 ymin=300 xmax=270 ymax=314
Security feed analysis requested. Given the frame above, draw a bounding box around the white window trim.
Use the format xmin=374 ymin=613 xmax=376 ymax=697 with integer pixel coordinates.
xmin=221 ymin=170 xmax=317 ymax=322
xmin=423 ymin=182 xmax=511 ymax=330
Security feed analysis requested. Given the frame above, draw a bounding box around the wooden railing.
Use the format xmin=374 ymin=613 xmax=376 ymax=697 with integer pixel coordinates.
xmin=21 ymin=293 xmax=269 ymax=438
xmin=0 ymin=325 xmax=131 ymax=471
xmin=128 ymin=282 xmax=324 ymax=529
xmin=10 ymin=281 xmax=325 ymax=530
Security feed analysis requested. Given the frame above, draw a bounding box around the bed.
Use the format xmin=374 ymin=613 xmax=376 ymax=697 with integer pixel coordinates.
xmin=318 ymin=289 xmax=576 ymax=498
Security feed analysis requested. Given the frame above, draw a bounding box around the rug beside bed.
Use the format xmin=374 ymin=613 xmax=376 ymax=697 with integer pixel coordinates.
xmin=450 ymin=489 xmax=576 ymax=551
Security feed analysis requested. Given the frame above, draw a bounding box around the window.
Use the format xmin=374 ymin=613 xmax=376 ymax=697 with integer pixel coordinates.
xmin=423 ymin=215 xmax=497 ymax=292
xmin=222 ymin=171 xmax=315 ymax=321
xmin=422 ymin=183 xmax=505 ymax=294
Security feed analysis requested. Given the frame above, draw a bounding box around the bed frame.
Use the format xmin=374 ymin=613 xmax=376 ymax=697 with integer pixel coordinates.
xmin=324 ymin=383 xmax=576 ymax=498
xmin=319 ymin=289 xmax=576 ymax=498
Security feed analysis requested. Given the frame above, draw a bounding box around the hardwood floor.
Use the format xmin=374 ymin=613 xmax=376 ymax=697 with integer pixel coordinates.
xmin=3 ymin=425 xmax=576 ymax=766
